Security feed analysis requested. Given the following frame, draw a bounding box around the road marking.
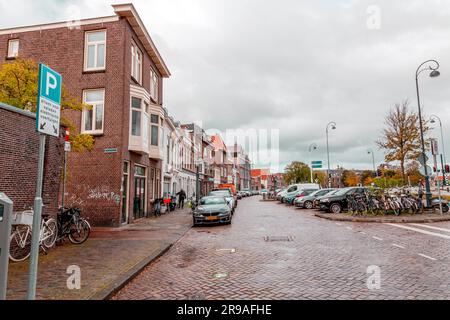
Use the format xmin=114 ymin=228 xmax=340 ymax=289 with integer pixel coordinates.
xmin=410 ymin=223 xmax=450 ymax=233
xmin=385 ymin=223 xmax=450 ymax=240
xmin=392 ymin=243 xmax=405 ymax=249
xmin=336 ymin=223 xmax=342 ymax=226
xmin=359 ymin=231 xmax=367 ymax=235
xmin=418 ymin=253 xmax=437 ymax=261
xmin=346 ymin=226 xmax=353 ymax=230
xmin=372 ymin=236 xmax=383 ymax=241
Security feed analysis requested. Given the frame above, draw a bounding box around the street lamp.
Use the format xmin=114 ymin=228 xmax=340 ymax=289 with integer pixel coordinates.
xmin=367 ymin=149 xmax=377 ymax=177
xmin=326 ymin=122 xmax=337 ymax=188
xmin=416 ymin=59 xmax=441 ymax=207
xmin=308 ymin=143 xmax=318 ymax=183
xmin=430 ymin=114 xmax=447 ymax=186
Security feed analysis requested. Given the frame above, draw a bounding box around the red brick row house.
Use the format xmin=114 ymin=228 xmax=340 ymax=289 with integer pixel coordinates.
xmin=0 ymin=4 xmax=170 ymax=226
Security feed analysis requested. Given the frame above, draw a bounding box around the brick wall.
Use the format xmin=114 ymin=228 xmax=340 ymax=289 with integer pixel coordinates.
xmin=0 ymin=17 xmax=166 ymax=227
xmin=0 ymin=103 xmax=64 ymax=217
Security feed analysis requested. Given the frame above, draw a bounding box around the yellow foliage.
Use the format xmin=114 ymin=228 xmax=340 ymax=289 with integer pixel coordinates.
xmin=0 ymin=58 xmax=93 ymax=151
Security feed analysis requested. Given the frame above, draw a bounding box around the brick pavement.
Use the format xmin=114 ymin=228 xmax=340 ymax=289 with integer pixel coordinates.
xmin=113 ymin=196 xmax=450 ymax=300
xmin=5 ymin=208 xmax=192 ymax=300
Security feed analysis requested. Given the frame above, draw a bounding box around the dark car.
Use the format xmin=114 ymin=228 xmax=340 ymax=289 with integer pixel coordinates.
xmin=193 ymin=196 xmax=232 ymax=226
xmin=319 ymin=187 xmax=368 ymax=214
xmin=209 ymin=189 xmax=236 ymax=212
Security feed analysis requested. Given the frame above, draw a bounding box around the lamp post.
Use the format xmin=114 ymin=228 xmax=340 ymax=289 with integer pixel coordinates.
xmin=416 ymin=59 xmax=440 ymax=207
xmin=309 ymin=143 xmax=318 ymax=183
xmin=430 ymin=114 xmax=446 ymax=186
xmin=326 ymin=122 xmax=337 ymax=188
xmin=367 ymin=149 xmax=377 ymax=177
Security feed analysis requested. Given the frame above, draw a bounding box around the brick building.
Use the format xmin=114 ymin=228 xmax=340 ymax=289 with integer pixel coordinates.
xmin=0 ymin=103 xmax=64 ymax=218
xmin=0 ymin=4 xmax=171 ymax=226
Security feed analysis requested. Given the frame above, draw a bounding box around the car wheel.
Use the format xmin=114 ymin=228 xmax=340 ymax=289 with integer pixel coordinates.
xmin=330 ymin=203 xmax=342 ymax=214
xmin=304 ymin=201 xmax=313 ymax=209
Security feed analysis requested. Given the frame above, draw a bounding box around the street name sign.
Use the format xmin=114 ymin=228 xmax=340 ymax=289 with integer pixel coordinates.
xmin=36 ymin=63 xmax=62 ymax=137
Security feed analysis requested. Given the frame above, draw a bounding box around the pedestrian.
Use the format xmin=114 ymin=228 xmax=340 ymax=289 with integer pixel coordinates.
xmin=176 ymin=189 xmax=186 ymax=209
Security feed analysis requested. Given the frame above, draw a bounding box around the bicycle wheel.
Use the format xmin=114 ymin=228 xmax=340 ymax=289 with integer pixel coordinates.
xmin=9 ymin=226 xmax=32 ymax=262
xmin=69 ymin=219 xmax=91 ymax=244
xmin=43 ymin=219 xmax=58 ymax=248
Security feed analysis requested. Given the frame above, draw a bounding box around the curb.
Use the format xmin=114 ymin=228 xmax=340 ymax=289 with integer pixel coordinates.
xmin=314 ymin=213 xmax=450 ymax=223
xmin=89 ymin=225 xmax=192 ymax=300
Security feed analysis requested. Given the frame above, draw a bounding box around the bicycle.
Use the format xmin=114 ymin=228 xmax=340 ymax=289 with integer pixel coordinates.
xmin=56 ymin=207 xmax=91 ymax=245
xmin=9 ymin=209 xmax=58 ymax=262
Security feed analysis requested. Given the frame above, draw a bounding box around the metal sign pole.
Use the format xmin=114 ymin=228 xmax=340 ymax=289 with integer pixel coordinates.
xmin=27 ymin=133 xmax=46 ymax=300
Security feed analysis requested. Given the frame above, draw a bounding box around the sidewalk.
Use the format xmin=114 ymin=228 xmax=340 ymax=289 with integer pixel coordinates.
xmin=5 ymin=208 xmax=193 ymax=300
xmin=315 ymin=212 xmax=450 ymax=223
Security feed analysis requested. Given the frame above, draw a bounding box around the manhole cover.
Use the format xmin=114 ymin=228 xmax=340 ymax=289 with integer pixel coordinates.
xmin=213 ymin=272 xmax=229 ymax=279
xmin=264 ymin=236 xmax=294 ymax=242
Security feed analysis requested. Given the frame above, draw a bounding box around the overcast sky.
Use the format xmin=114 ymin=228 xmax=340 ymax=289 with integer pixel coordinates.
xmin=2 ymin=0 xmax=450 ymax=172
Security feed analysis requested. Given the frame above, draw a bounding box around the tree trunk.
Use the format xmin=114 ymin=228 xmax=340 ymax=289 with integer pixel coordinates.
xmin=400 ymin=160 xmax=406 ymax=184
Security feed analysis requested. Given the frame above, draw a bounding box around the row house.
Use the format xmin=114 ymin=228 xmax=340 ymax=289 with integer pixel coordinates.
xmin=210 ymin=135 xmax=230 ymax=188
xmin=0 ymin=4 xmax=171 ymax=226
xmin=228 ymin=144 xmax=251 ymax=190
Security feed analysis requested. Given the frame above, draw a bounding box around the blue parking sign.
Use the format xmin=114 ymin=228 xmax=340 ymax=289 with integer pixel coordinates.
xmin=36 ymin=63 xmax=62 ymax=137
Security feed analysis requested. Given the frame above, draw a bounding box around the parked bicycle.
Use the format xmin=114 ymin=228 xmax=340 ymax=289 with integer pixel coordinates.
xmin=9 ymin=209 xmax=58 ymax=262
xmin=56 ymin=207 xmax=91 ymax=245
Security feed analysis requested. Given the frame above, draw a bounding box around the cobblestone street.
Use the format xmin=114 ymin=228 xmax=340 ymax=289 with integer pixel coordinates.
xmin=114 ymin=196 xmax=450 ymax=300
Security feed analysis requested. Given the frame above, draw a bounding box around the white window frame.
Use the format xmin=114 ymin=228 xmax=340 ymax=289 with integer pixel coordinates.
xmin=131 ymin=42 xmax=143 ymax=84
xmin=81 ymin=89 xmax=105 ymax=135
xmin=131 ymin=96 xmax=143 ymax=137
xmin=84 ymin=30 xmax=106 ymax=71
xmin=7 ymin=39 xmax=19 ymax=58
xmin=150 ymin=68 xmax=159 ymax=103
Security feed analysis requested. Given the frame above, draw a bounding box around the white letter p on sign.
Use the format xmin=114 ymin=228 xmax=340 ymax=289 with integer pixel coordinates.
xmin=46 ymin=72 xmax=57 ymax=96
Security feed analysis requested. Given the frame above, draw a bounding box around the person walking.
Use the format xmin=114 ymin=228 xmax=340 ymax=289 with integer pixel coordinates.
xmin=176 ymin=189 xmax=186 ymax=209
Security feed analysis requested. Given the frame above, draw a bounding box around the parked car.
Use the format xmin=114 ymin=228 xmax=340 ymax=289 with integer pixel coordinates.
xmin=251 ymin=190 xmax=259 ymax=195
xmin=318 ymin=187 xmax=368 ymax=214
xmin=284 ymin=189 xmax=316 ymax=205
xmin=294 ymin=188 xmax=336 ymax=209
xmin=192 ymin=196 xmax=232 ymax=226
xmin=209 ymin=189 xmax=236 ymax=212
xmin=277 ymin=183 xmax=320 ymax=201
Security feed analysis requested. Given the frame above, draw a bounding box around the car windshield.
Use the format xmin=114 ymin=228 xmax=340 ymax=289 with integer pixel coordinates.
xmin=210 ymin=190 xmax=231 ymax=197
xmin=200 ymin=197 xmax=226 ymax=205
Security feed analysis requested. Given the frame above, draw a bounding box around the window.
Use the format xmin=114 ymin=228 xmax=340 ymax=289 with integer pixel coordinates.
xmin=150 ymin=114 xmax=159 ymax=146
xmin=131 ymin=43 xmax=142 ymax=83
xmin=7 ymin=39 xmax=19 ymax=58
xmin=150 ymin=68 xmax=159 ymax=102
xmin=82 ymin=89 xmax=105 ymax=134
xmin=131 ymin=97 xmax=142 ymax=136
xmin=84 ymin=30 xmax=106 ymax=71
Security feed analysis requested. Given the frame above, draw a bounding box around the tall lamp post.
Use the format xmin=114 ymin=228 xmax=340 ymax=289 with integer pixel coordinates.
xmin=326 ymin=122 xmax=337 ymax=188
xmin=309 ymin=143 xmax=318 ymax=183
xmin=367 ymin=149 xmax=377 ymax=177
xmin=415 ymin=59 xmax=441 ymax=207
xmin=430 ymin=114 xmax=447 ymax=186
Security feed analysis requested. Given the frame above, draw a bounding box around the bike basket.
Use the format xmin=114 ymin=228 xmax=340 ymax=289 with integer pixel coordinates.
xmin=11 ymin=211 xmax=34 ymax=226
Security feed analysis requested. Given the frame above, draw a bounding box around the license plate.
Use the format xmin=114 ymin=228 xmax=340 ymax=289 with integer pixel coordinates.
xmin=206 ymin=216 xmax=218 ymax=221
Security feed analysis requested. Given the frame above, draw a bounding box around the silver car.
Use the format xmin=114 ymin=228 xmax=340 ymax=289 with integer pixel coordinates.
xmin=193 ymin=196 xmax=232 ymax=226
xmin=294 ymin=189 xmax=336 ymax=209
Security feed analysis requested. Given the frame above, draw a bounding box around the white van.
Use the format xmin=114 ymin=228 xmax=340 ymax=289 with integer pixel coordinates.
xmin=276 ymin=183 xmax=320 ymax=201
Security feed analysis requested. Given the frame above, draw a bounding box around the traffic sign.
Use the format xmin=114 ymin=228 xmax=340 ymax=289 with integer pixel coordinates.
xmin=64 ymin=141 xmax=71 ymax=152
xmin=36 ymin=63 xmax=62 ymax=137
xmin=431 ymin=138 xmax=439 ymax=156
xmin=418 ymin=153 xmax=429 ymax=166
xmin=311 ymin=161 xmax=322 ymax=169
xmin=419 ymin=165 xmax=433 ymax=177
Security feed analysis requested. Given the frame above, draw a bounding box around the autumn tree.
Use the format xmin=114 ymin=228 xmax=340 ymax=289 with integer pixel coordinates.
xmin=284 ymin=161 xmax=311 ymax=184
xmin=342 ymin=170 xmax=360 ymax=187
xmin=0 ymin=58 xmax=93 ymax=151
xmin=360 ymin=170 xmax=375 ymax=186
xmin=376 ymin=100 xmax=428 ymax=183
